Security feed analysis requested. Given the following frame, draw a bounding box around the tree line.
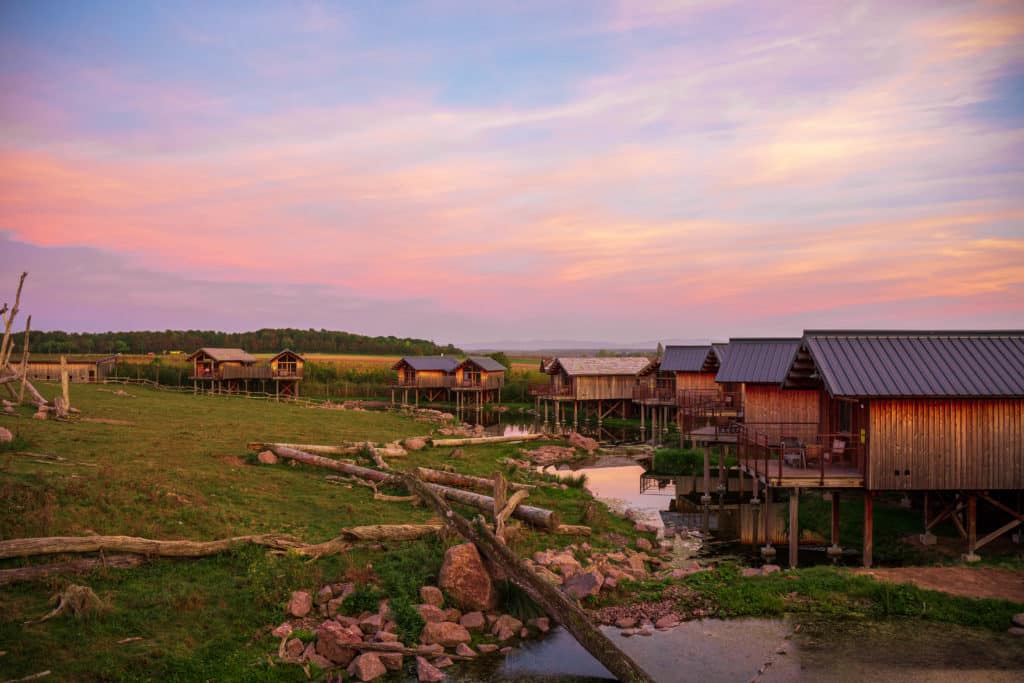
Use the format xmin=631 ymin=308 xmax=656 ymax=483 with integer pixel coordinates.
xmin=15 ymin=328 xmax=463 ymax=357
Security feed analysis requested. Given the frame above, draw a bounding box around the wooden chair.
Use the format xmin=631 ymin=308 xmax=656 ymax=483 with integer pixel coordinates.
xmin=780 ymin=436 xmax=805 ymax=468
xmin=825 ymin=439 xmax=847 ymax=466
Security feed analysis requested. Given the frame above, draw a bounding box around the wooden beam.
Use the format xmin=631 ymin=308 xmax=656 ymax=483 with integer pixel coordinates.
xmin=863 ymin=491 xmax=874 ymax=568
xmin=789 ymin=488 xmax=799 ymax=568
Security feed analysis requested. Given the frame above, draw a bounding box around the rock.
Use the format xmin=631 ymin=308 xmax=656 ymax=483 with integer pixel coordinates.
xmin=603 ymin=577 xmax=617 ymax=590
xmin=417 ymin=643 xmax=445 ymax=657
xmin=284 ymin=638 xmax=305 ymax=658
xmin=375 ymin=631 xmax=399 ymax=642
xmin=438 ymin=543 xmax=497 ymax=611
xmin=315 ymin=620 xmax=360 ymax=666
xmin=626 ymin=555 xmax=647 ymax=575
xmin=1009 ymin=627 xmax=1024 ymax=636
xmin=315 ymin=585 xmax=333 ymax=605
xmin=287 ymin=591 xmax=312 ymax=618
xmin=257 ymin=450 xmax=278 ymax=464
xmin=443 ymin=607 xmax=462 ymax=623
xmin=404 ymin=437 xmax=428 ymax=451
xmin=528 ymin=617 xmax=550 ymax=633
xmin=762 ymin=564 xmax=781 ymax=575
xmin=379 ymin=652 xmax=404 ymax=670
xmin=636 ymin=537 xmax=653 ymax=551
xmin=333 ymin=582 xmax=355 ymax=600
xmin=3 ymin=406 xmax=14 ymax=414
xmin=302 ymin=642 xmax=333 ymax=670
xmin=418 ymin=604 xmax=447 ymax=623
xmin=359 ymin=613 xmax=384 ymax=635
xmin=32 ymin=411 xmax=47 ymax=420
xmin=499 ymin=646 xmax=513 ymax=655
xmin=327 ymin=596 xmax=346 ymax=617
xmin=348 ymin=652 xmax=387 ymax=681
xmin=432 ymin=656 xmax=454 ymax=668
xmin=420 ymin=621 xmax=472 ymax=648
xmin=420 ymin=586 xmax=445 ymax=608
xmin=0 ymin=427 xmax=12 ymax=443
xmin=567 ymin=431 xmax=599 ymax=454
xmin=491 ymin=614 xmax=524 ymax=637
xmin=615 ymin=616 xmax=637 ymax=629
xmin=741 ymin=568 xmax=762 ymax=577
xmin=620 ymin=628 xmax=636 ymax=637
xmin=336 ymin=615 xmax=361 ymax=628
xmin=563 ymin=568 xmax=604 ymax=600
xmin=271 ymin=622 xmax=293 ymax=639
xmin=455 ymin=643 xmax=477 ymax=657
xmin=1013 ymin=613 xmax=1024 ymax=628
xmin=532 ymin=565 xmax=564 ymax=586
xmin=637 ymin=627 xmax=653 ymax=636
xmin=655 ymin=614 xmax=680 ymax=629
xmin=478 ymin=643 xmax=499 ymax=653
xmin=416 ymin=655 xmax=446 ymax=681
xmin=459 ymin=611 xmax=486 ymax=632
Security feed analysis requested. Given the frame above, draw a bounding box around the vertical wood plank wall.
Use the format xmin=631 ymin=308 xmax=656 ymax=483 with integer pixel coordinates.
xmin=744 ymin=385 xmax=820 ymax=442
xmin=676 ymin=372 xmax=718 ymax=391
xmin=575 ymin=375 xmax=641 ymax=400
xmin=868 ymin=399 xmax=1024 ymax=490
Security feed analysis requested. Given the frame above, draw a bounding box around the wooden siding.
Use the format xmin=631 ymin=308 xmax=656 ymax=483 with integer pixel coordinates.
xmin=868 ymin=399 xmax=1024 ymax=491
xmin=25 ymin=361 xmax=108 ymax=383
xmin=676 ymin=371 xmax=718 ymax=391
xmin=574 ymin=375 xmax=639 ymax=400
xmin=743 ymin=385 xmax=820 ymax=442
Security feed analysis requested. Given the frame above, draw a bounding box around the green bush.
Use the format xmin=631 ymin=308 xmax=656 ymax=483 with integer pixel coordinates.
xmin=651 ymin=447 xmax=735 ymax=475
xmin=387 ymin=596 xmax=425 ymax=644
xmin=341 ymin=584 xmax=385 ymax=615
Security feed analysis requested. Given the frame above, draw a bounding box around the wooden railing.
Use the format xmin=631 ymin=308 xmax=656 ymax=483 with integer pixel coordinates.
xmin=677 ymin=388 xmax=742 ymax=413
xmin=632 ymin=386 xmax=676 ymax=402
xmin=453 ymin=375 xmax=504 ymax=390
xmin=529 ymin=383 xmax=574 ymax=398
xmin=738 ymin=426 xmax=864 ymax=485
xmin=389 ymin=376 xmax=454 ymax=389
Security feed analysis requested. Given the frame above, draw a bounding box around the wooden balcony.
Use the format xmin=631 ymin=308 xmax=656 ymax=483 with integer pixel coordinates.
xmin=737 ymin=427 xmax=864 ymax=488
xmin=529 ymin=383 xmax=574 ymax=398
xmin=678 ymin=388 xmax=742 ymax=413
xmin=390 ymin=376 xmax=455 ymax=389
xmin=452 ymin=375 xmax=504 ymax=390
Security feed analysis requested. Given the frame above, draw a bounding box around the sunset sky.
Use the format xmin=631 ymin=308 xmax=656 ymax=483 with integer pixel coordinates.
xmin=1 ymin=1 xmax=1022 ymax=346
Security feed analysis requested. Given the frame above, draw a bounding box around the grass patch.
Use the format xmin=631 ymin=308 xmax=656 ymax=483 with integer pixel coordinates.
xmin=650 ymin=447 xmax=734 ymax=476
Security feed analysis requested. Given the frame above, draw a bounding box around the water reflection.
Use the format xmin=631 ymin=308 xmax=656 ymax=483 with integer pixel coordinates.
xmin=455 ymin=408 xmax=647 ymax=443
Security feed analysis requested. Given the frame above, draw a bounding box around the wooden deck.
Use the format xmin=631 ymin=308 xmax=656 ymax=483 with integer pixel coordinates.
xmin=741 ymin=461 xmax=864 ymax=489
xmin=687 ymin=425 xmax=739 ymax=444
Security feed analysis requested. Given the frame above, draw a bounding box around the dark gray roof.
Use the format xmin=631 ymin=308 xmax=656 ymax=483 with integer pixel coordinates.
xmin=660 ymin=345 xmax=717 ymax=373
xmin=796 ymin=331 xmax=1024 ymax=397
xmin=715 ymin=338 xmax=801 ymax=384
xmin=394 ymin=356 xmax=459 ymax=372
xmin=462 ymin=356 xmax=507 ymax=372
xmin=712 ymin=343 xmax=729 ymax=364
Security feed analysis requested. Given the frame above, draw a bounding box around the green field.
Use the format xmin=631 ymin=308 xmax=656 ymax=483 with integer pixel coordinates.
xmin=0 ymin=384 xmax=635 ymax=681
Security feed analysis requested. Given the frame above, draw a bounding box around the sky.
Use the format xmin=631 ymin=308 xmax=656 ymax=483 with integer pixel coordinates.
xmin=1 ymin=1 xmax=1022 ymax=347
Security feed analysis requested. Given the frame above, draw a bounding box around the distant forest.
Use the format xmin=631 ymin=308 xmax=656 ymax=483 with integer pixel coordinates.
xmin=14 ymin=328 xmax=463 ymax=357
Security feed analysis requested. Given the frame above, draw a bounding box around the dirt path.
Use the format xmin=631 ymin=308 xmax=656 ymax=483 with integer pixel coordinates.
xmin=854 ymin=566 xmax=1024 ymax=603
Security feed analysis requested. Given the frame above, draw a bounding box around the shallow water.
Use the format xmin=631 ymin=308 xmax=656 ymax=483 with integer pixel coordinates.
xmin=437 ymin=617 xmax=1024 ymax=682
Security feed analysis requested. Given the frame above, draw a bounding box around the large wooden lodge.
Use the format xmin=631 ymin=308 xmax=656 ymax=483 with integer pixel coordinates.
xmin=390 ymin=356 xmax=506 ymax=406
xmin=531 ymin=356 xmax=654 ymax=426
xmin=678 ymin=330 xmax=1024 ymax=568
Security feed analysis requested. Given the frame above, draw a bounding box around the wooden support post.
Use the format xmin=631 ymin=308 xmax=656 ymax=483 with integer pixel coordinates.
xmin=789 ymin=488 xmax=799 ymax=568
xmin=863 ymin=491 xmax=874 ymax=568
xmin=827 ymin=491 xmax=842 ymax=557
xmin=573 ymin=401 xmax=578 ymax=428
xmin=964 ymin=493 xmax=980 ymax=562
xmin=762 ymin=485 xmax=775 ymax=557
xmin=640 ymin=404 xmax=645 ymax=430
xmin=597 ymin=400 xmax=602 ymax=426
xmin=701 ymin=445 xmax=711 ymax=505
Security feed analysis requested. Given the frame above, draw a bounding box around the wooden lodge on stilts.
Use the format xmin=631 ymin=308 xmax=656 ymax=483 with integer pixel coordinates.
xmin=531 ymin=356 xmax=654 ymax=431
xmin=389 ymin=356 xmax=459 ymax=407
xmin=188 ymin=347 xmax=304 ymax=400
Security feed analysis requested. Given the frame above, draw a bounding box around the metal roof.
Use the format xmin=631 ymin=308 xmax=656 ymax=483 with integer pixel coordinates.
xmin=461 ymin=356 xmax=507 ymax=372
xmin=715 ymin=338 xmax=801 ymax=384
xmin=712 ymin=343 xmax=729 ymax=364
xmin=187 ymin=347 xmax=257 ymax=363
xmin=660 ymin=345 xmax=717 ymax=373
xmin=393 ymin=356 xmax=459 ymax=372
xmin=798 ymin=331 xmax=1024 ymax=397
xmin=548 ymin=356 xmax=654 ymax=376
xmin=270 ymin=349 xmax=305 ymax=362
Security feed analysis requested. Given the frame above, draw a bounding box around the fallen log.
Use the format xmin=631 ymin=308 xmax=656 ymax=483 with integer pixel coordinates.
xmin=553 ymin=524 xmax=592 ymax=536
xmin=0 ymin=555 xmax=146 ymax=586
xmin=0 ymin=534 xmax=306 ymax=560
xmin=247 ymin=442 xmax=365 ymax=456
xmin=429 ymin=434 xmax=546 ymax=447
xmin=414 ymin=466 xmax=535 ymax=492
xmin=336 ymin=523 xmax=442 ymax=542
xmin=271 ymin=446 xmax=559 ymax=529
xmin=402 ymin=473 xmax=655 ymax=683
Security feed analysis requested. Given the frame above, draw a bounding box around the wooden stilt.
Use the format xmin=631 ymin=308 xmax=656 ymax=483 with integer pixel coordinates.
xmin=762 ymin=486 xmax=775 ymax=557
xmin=789 ymin=488 xmax=799 ymax=568
xmin=863 ymin=491 xmax=874 ymax=567
xmin=829 ymin=491 xmax=841 ymax=553
xmin=965 ymin=493 xmax=980 ymax=562
xmin=701 ymin=445 xmax=711 ymax=504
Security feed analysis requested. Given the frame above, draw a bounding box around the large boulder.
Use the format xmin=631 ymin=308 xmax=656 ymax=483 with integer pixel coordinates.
xmin=347 ymin=652 xmax=387 ymax=682
xmin=315 ymin=620 xmax=360 ymax=666
xmin=563 ymin=568 xmax=604 ymax=600
xmin=438 ymin=543 xmax=497 ymax=611
xmin=420 ymin=621 xmax=472 ymax=648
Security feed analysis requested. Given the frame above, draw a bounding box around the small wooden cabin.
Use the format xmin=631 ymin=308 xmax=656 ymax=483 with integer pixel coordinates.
xmin=24 ymin=354 xmax=119 ymax=383
xmin=452 ymin=356 xmax=506 ymax=406
xmin=716 ymin=338 xmax=816 ymax=442
xmin=188 ymin=348 xmax=257 ymax=380
xmin=543 ymin=357 xmax=654 ymax=401
xmin=663 ymin=345 xmax=721 ymax=393
xmin=391 ymin=356 xmax=459 ymax=404
xmin=269 ymin=349 xmax=305 ymax=398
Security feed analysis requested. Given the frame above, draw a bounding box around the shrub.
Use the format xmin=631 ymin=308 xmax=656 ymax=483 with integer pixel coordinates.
xmin=341 ymin=584 xmax=385 ymax=615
